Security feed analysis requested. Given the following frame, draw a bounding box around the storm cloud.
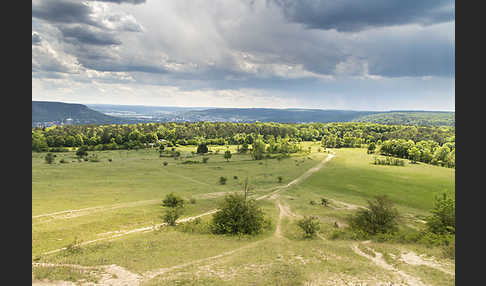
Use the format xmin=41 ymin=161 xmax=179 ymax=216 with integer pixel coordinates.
xmin=32 ymin=0 xmax=455 ymax=110
xmin=273 ymin=0 xmax=454 ymax=32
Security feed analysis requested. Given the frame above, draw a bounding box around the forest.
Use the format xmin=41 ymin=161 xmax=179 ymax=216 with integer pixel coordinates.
xmin=32 ymin=122 xmax=455 ymax=168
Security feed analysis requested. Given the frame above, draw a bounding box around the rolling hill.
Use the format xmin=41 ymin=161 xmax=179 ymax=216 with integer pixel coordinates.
xmin=32 ymin=101 xmax=122 ymax=126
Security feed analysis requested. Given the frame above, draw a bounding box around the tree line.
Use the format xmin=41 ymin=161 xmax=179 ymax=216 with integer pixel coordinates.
xmin=32 ymin=122 xmax=454 ymax=167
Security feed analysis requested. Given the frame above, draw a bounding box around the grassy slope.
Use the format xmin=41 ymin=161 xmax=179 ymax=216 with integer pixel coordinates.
xmin=33 ymin=143 xmax=455 ymax=285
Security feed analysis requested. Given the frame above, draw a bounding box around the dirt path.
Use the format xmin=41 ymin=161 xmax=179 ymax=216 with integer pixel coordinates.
xmin=400 ymin=251 xmax=454 ymax=276
xmin=32 ymin=199 xmax=160 ymax=220
xmin=352 ymin=244 xmax=427 ymax=286
xmin=257 ymin=153 xmax=335 ymax=201
xmin=39 ymin=153 xmax=336 ymax=257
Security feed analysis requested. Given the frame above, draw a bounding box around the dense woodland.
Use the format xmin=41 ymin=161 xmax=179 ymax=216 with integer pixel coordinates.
xmin=32 ymin=122 xmax=455 ymax=168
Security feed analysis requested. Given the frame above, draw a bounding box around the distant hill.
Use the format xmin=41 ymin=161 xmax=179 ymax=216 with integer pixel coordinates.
xmin=32 ymin=101 xmax=122 ymax=126
xmin=33 ymin=101 xmax=455 ymax=127
xmin=180 ymin=108 xmax=376 ymax=123
xmin=353 ymin=111 xmax=455 ymax=126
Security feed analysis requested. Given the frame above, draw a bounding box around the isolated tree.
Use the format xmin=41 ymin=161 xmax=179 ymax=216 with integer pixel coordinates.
xmin=224 ymin=150 xmax=232 ymax=162
xmin=162 ymin=193 xmax=185 ymax=208
xmin=197 ymin=143 xmax=208 ymax=154
xmin=251 ymin=138 xmax=266 ymax=160
xmin=211 ymin=194 xmax=266 ymax=235
xmin=349 ymin=195 xmax=399 ymax=235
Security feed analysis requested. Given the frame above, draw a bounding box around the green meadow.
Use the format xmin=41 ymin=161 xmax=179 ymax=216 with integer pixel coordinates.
xmin=32 ymin=143 xmax=455 ymax=285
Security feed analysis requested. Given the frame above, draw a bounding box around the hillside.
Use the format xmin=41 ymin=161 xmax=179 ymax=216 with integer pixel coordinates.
xmin=32 ymin=101 xmax=122 ymax=126
xmin=178 ymin=108 xmax=376 ymax=123
xmin=353 ymin=111 xmax=455 ymax=126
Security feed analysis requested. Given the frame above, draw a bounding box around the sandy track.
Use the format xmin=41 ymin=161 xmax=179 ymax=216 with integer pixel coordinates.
xmin=352 ymin=244 xmax=426 ymax=286
xmin=32 ymin=199 xmax=160 ymax=220
xmin=400 ymin=251 xmax=454 ymax=276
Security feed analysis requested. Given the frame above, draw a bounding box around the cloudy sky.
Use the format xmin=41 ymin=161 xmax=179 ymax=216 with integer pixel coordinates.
xmin=32 ymin=0 xmax=455 ymax=111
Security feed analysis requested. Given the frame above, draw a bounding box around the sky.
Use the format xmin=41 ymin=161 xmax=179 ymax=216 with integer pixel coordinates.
xmin=32 ymin=0 xmax=455 ymax=111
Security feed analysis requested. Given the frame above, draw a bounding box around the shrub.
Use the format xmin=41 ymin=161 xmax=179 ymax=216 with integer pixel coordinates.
xmin=224 ymin=150 xmax=232 ymax=162
xmin=189 ymin=198 xmax=196 ymax=204
xmin=219 ymin=176 xmax=227 ymax=185
xmin=211 ymin=194 xmax=266 ymax=235
xmin=426 ymin=192 xmax=455 ymax=234
xmin=348 ymin=195 xmax=399 ymax=235
xmin=108 ymin=158 xmax=112 ymax=162
xmin=278 ymin=176 xmax=283 ymax=183
xmin=162 ymin=193 xmax=185 ymax=208
xmin=321 ymin=198 xmax=329 ymax=206
xmin=233 ymin=175 xmax=238 ymax=179
xmin=197 ymin=143 xmax=208 ymax=154
xmin=309 ymin=200 xmax=316 ymax=205
xmin=163 ymin=208 xmax=182 ymax=226
xmin=45 ymin=153 xmax=55 ymax=164
xmin=202 ymin=157 xmax=210 ymax=163
xmin=59 ymin=159 xmax=68 ymax=164
xmin=163 ymin=161 xmax=168 ymax=166
xmin=297 ymin=216 xmax=320 ymax=238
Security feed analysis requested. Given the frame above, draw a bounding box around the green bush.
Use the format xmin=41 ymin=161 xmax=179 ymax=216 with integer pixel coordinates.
xmin=202 ymin=157 xmax=210 ymax=163
xmin=211 ymin=194 xmax=266 ymax=235
xmin=197 ymin=143 xmax=208 ymax=154
xmin=163 ymin=208 xmax=182 ymax=226
xmin=348 ymin=195 xmax=399 ymax=235
xmin=278 ymin=176 xmax=283 ymax=183
xmin=162 ymin=193 xmax=185 ymax=208
xmin=426 ymin=192 xmax=455 ymax=234
xmin=297 ymin=216 xmax=320 ymax=238
xmin=219 ymin=176 xmax=227 ymax=185
xmin=189 ymin=198 xmax=196 ymax=204
xmin=163 ymin=161 xmax=168 ymax=166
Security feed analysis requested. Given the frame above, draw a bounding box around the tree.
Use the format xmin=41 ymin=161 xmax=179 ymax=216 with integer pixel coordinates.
xmin=251 ymin=137 xmax=266 ymax=160
xmin=219 ymin=176 xmax=227 ymax=185
xmin=162 ymin=193 xmax=185 ymax=208
xmin=163 ymin=207 xmax=182 ymax=226
xmin=348 ymin=195 xmax=399 ymax=235
xmin=408 ymin=146 xmax=421 ymax=163
xmin=45 ymin=153 xmax=55 ymax=164
xmin=197 ymin=142 xmax=208 ymax=154
xmin=224 ymin=150 xmax=232 ymax=162
xmin=211 ymin=194 xmax=266 ymax=235
xmin=426 ymin=192 xmax=455 ymax=234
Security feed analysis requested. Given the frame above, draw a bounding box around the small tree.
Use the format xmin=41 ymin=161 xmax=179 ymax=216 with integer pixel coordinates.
xmin=219 ymin=176 xmax=227 ymax=185
xmin=197 ymin=143 xmax=209 ymax=154
xmin=211 ymin=194 xmax=266 ymax=235
xmin=297 ymin=216 xmax=320 ymax=238
xmin=224 ymin=150 xmax=232 ymax=162
xmin=45 ymin=153 xmax=55 ymax=164
xmin=321 ymin=198 xmax=329 ymax=206
xmin=278 ymin=176 xmax=283 ymax=183
xmin=348 ymin=195 xmax=399 ymax=235
xmin=163 ymin=208 xmax=182 ymax=226
xmin=426 ymin=192 xmax=455 ymax=234
xmin=162 ymin=193 xmax=185 ymax=208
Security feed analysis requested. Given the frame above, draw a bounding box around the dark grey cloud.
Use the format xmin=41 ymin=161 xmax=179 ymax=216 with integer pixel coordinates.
xmin=59 ymin=25 xmax=122 ymax=46
xmin=32 ymin=0 xmax=97 ymax=26
xmin=32 ymin=32 xmax=42 ymax=45
xmin=273 ymin=0 xmax=454 ymax=32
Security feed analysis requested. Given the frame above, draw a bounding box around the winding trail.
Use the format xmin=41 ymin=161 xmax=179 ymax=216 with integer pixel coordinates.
xmin=352 ymin=244 xmax=427 ymax=286
xmin=38 ymin=153 xmax=335 ymax=257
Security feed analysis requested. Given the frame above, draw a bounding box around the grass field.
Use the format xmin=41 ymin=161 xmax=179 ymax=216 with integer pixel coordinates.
xmin=32 ymin=143 xmax=455 ymax=285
